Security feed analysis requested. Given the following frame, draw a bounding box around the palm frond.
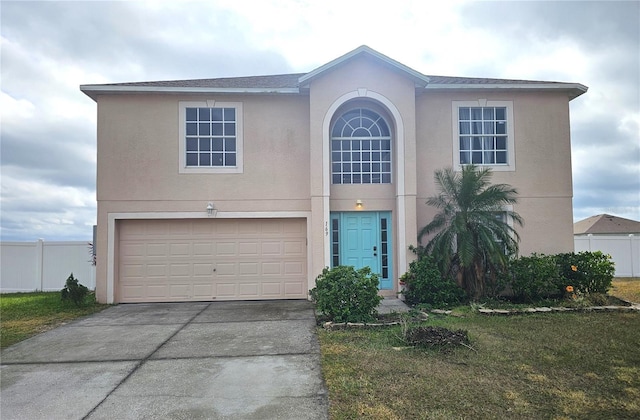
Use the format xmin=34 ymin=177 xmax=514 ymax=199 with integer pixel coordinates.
xmin=418 ymin=165 xmax=524 ymax=299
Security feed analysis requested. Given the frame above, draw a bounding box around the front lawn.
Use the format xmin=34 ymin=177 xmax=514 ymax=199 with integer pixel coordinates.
xmin=0 ymin=292 xmax=109 ymax=349
xmin=611 ymin=277 xmax=640 ymax=303
xmin=319 ymin=311 xmax=640 ymax=419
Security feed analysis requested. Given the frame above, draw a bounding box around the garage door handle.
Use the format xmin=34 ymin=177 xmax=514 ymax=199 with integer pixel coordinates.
xmin=213 ymin=268 xmax=217 ymax=272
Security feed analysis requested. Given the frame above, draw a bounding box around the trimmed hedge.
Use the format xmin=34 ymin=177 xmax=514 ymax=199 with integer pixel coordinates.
xmin=310 ymin=266 xmax=382 ymax=323
xmin=501 ymin=251 xmax=615 ymax=302
xmin=400 ymin=254 xmax=466 ymax=308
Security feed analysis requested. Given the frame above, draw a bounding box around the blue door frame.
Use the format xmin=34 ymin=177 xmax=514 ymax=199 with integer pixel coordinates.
xmin=330 ymin=211 xmax=392 ymax=290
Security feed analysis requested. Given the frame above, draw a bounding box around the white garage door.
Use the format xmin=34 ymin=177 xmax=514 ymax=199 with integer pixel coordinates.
xmin=118 ymin=218 xmax=307 ymax=303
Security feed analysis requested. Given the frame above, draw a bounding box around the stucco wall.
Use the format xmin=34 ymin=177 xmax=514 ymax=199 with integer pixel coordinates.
xmin=97 ymin=94 xmax=311 ymax=203
xmin=92 ymin=60 xmax=577 ymax=302
xmin=306 ymin=55 xmax=419 ymax=289
xmin=415 ymin=90 xmax=575 ymax=255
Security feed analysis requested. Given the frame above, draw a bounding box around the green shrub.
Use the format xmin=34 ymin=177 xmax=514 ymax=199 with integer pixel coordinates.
xmin=310 ymin=266 xmax=382 ymax=323
xmin=503 ymin=253 xmax=562 ymax=302
xmin=401 ymin=254 xmax=466 ymax=308
xmin=556 ymin=251 xmax=615 ymax=295
xmin=61 ymin=273 xmax=90 ymax=306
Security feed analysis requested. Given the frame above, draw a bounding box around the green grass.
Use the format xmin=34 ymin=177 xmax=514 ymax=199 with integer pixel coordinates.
xmin=0 ymin=292 xmax=109 ymax=349
xmin=319 ymin=311 xmax=640 ymax=419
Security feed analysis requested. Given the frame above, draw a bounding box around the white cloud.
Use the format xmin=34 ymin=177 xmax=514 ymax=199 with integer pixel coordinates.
xmin=1 ymin=0 xmax=638 ymax=242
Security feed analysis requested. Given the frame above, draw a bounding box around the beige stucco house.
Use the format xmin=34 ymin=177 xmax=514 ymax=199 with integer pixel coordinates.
xmin=81 ymin=46 xmax=587 ymax=304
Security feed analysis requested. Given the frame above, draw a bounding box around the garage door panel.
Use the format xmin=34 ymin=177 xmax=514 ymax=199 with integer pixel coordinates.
xmin=285 ymin=282 xmax=304 ymax=296
xmin=121 ymin=285 xmax=144 ymax=299
xmin=169 ymin=284 xmax=191 ymax=299
xmin=147 ymin=284 xmax=168 ymax=297
xmin=262 ymin=242 xmax=282 ymax=255
xmin=121 ymin=263 xmax=144 ymax=278
xmin=215 ymin=263 xmax=237 ymax=276
xmin=191 ymin=220 xmax=216 ymax=235
xmin=284 ymin=240 xmax=305 ymax=256
xmin=284 ymin=261 xmax=304 ymax=275
xmin=215 ymin=283 xmax=237 ymax=298
xmin=121 ymin=243 xmax=145 ymax=257
xmin=119 ymin=219 xmax=307 ymax=302
xmin=146 ymin=264 xmax=167 ymax=277
xmin=262 ymin=262 xmax=282 ymax=275
xmin=239 ymin=262 xmax=259 ymax=275
xmin=216 ymin=242 xmax=237 ymax=256
xmin=193 ymin=284 xmax=213 ymax=299
xmin=169 ymin=264 xmax=190 ymax=276
xmin=170 ymin=243 xmax=190 ymax=256
xmin=238 ymin=283 xmax=260 ymax=297
xmin=238 ymin=242 xmax=259 ymax=256
xmin=262 ymin=282 xmax=282 ymax=296
xmin=193 ymin=263 xmax=213 ymax=276
xmin=193 ymin=243 xmax=214 ymax=256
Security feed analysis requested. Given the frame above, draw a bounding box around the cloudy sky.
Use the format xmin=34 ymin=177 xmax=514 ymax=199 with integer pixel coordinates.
xmin=1 ymin=0 xmax=639 ymax=242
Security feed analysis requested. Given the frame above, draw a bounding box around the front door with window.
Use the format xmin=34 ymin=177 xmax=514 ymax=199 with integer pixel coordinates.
xmin=331 ymin=211 xmax=392 ymax=289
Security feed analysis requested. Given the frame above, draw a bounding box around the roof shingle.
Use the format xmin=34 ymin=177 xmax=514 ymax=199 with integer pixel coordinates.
xmin=574 ymin=214 xmax=640 ymax=235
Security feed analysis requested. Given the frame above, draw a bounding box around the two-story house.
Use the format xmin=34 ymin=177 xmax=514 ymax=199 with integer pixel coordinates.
xmin=81 ymin=46 xmax=587 ymax=304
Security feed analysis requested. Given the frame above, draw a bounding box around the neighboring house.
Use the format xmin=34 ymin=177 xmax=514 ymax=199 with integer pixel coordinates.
xmin=81 ymin=45 xmax=587 ymax=304
xmin=574 ymin=214 xmax=640 ymax=277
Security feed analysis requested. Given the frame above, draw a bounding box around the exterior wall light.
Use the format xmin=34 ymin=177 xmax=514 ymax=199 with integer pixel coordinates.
xmin=356 ymin=199 xmax=363 ymax=209
xmin=206 ymin=202 xmax=216 ymax=217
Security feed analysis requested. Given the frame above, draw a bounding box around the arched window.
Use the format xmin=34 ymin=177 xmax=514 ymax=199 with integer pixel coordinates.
xmin=330 ymin=108 xmax=392 ymax=184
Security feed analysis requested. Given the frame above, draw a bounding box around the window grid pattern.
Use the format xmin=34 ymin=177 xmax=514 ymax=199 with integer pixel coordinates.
xmin=380 ymin=217 xmax=389 ymax=279
xmin=459 ymin=107 xmax=507 ymax=165
xmin=185 ymin=107 xmax=236 ymax=167
xmin=331 ymin=109 xmax=392 ymax=184
xmin=331 ymin=218 xmax=340 ymax=267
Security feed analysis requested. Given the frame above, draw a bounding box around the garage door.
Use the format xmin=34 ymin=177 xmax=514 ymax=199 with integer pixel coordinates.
xmin=118 ymin=218 xmax=307 ymax=303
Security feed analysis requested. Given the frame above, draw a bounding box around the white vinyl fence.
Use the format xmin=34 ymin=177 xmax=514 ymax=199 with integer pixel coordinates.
xmin=0 ymin=240 xmax=96 ymax=293
xmin=574 ymin=234 xmax=640 ymax=277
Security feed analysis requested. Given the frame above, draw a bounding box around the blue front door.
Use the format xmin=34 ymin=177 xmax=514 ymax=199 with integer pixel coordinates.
xmin=331 ymin=211 xmax=392 ymax=289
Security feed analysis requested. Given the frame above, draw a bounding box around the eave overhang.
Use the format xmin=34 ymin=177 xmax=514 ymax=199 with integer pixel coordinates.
xmin=423 ymin=82 xmax=588 ymax=100
xmin=80 ymin=85 xmax=301 ymax=102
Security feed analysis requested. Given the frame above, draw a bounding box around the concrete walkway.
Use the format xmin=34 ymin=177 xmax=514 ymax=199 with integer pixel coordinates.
xmin=377 ymin=297 xmax=411 ymax=315
xmin=1 ymin=301 xmax=328 ymax=420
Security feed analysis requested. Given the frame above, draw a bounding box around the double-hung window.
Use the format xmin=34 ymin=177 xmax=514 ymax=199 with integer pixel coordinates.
xmin=453 ymin=100 xmax=514 ymax=171
xmin=179 ymin=101 xmax=243 ymax=173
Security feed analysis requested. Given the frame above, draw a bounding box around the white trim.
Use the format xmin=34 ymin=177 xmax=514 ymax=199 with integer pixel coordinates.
xmin=299 ymin=45 xmax=430 ymax=87
xmin=80 ymin=85 xmax=299 ymax=100
xmin=427 ymin=83 xmax=588 ymax=100
xmin=397 ymin=197 xmax=407 ymax=276
xmin=178 ymin=101 xmax=244 ymax=174
xmin=452 ymin=100 xmax=516 ymax=172
xmin=321 ymin=89 xmax=408 ymax=280
xmin=106 ymin=211 xmax=311 ymax=304
xmin=323 ymin=196 xmax=331 ymax=268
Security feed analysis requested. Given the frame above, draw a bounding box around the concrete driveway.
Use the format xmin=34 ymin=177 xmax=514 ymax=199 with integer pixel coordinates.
xmin=0 ymin=300 xmax=328 ymax=419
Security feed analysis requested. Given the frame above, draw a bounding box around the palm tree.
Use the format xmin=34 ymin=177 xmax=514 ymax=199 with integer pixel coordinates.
xmin=418 ymin=165 xmax=523 ymax=299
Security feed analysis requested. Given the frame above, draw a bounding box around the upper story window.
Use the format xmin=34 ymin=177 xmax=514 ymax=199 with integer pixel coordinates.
xmin=331 ymin=108 xmax=392 ymax=184
xmin=179 ymin=101 xmax=243 ymax=174
xmin=453 ymin=100 xmax=515 ymax=171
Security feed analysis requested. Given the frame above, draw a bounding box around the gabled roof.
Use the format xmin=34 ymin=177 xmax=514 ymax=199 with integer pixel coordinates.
xmin=80 ymin=45 xmax=588 ymax=101
xmin=298 ymin=45 xmax=431 ymax=87
xmin=574 ymin=214 xmax=640 ymax=235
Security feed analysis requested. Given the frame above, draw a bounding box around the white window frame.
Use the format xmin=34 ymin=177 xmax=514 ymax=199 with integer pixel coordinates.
xmin=330 ymin=108 xmax=393 ymax=185
xmin=493 ymin=205 xmax=517 ymax=255
xmin=452 ymin=100 xmax=515 ymax=171
xmin=179 ymin=100 xmax=243 ymax=174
